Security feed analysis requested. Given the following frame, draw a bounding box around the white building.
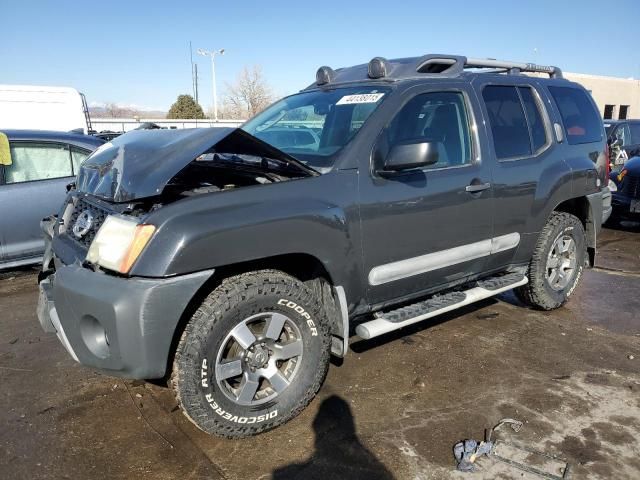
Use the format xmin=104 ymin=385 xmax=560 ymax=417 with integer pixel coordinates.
xmin=564 ymin=72 xmax=640 ymax=120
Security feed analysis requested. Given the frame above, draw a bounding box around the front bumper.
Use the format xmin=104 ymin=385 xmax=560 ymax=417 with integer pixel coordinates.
xmin=37 ymin=261 xmax=213 ymax=379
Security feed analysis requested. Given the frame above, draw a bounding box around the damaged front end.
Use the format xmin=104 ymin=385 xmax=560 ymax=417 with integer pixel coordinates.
xmin=37 ymin=127 xmax=320 ymax=378
xmin=49 ymin=127 xmax=317 ymax=272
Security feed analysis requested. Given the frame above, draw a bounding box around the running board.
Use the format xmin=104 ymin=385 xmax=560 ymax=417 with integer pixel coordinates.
xmin=355 ymin=273 xmax=528 ymax=340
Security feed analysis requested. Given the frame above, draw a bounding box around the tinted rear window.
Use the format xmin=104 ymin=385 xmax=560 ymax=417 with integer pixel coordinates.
xmin=482 ymin=85 xmax=531 ymax=159
xmin=548 ymin=86 xmax=603 ymax=145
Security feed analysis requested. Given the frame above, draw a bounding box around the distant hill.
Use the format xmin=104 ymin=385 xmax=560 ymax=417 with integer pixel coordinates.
xmin=89 ymin=106 xmax=167 ymax=119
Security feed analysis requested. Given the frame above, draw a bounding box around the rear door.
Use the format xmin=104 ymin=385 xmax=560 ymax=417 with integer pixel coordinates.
xmin=359 ymin=85 xmax=495 ymax=307
xmin=475 ymin=81 xmax=569 ymax=272
xmin=0 ymin=141 xmax=86 ymax=265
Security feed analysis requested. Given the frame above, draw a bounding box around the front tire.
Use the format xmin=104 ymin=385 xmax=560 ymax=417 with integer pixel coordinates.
xmin=516 ymin=212 xmax=587 ymax=310
xmin=172 ymin=270 xmax=331 ymax=438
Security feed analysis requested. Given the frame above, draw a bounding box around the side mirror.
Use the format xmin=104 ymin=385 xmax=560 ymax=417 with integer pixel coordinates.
xmin=382 ymin=140 xmax=440 ymax=172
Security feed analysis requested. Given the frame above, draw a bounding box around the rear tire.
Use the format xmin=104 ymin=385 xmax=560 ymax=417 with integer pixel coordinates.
xmin=516 ymin=212 xmax=587 ymax=310
xmin=172 ymin=270 xmax=331 ymax=438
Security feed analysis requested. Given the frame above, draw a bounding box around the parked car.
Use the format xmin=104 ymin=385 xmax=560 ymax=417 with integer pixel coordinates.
xmin=0 ymin=130 xmax=103 ymax=269
xmin=601 ymin=120 xmax=640 ymax=224
xmin=604 ymin=119 xmax=640 ymax=165
xmin=608 ymin=156 xmax=640 ymax=224
xmin=37 ymin=54 xmax=605 ymax=438
xmin=93 ymin=122 xmax=164 ymax=142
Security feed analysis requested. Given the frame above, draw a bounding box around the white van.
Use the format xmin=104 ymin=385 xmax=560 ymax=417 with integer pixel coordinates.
xmin=0 ymin=84 xmax=91 ymax=134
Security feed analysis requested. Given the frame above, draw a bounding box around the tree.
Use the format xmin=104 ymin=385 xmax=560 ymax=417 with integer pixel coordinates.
xmin=223 ymin=65 xmax=274 ymax=119
xmin=167 ymin=94 xmax=205 ymax=119
xmin=102 ymin=102 xmax=139 ymax=118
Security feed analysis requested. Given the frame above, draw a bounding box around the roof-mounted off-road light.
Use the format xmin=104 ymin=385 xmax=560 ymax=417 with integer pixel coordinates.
xmin=316 ymin=66 xmax=336 ymax=85
xmin=368 ymin=57 xmax=390 ymax=79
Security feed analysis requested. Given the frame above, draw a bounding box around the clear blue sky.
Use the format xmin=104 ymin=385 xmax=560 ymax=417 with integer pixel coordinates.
xmin=2 ymin=0 xmax=639 ymax=111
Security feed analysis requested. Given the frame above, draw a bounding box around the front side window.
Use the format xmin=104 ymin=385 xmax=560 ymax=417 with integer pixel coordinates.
xmin=548 ymin=86 xmax=603 ymax=145
xmin=483 ymin=85 xmax=532 ymax=159
xmin=5 ymin=142 xmax=73 ymax=184
xmin=243 ymin=86 xmax=390 ymax=170
xmin=386 ymin=91 xmax=472 ymax=168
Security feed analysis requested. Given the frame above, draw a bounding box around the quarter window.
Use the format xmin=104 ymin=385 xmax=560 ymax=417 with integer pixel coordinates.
xmin=482 ymin=86 xmax=532 ymax=159
xmin=548 ymin=86 xmax=603 ymax=145
xmin=5 ymin=142 xmax=73 ymax=184
xmin=387 ymin=91 xmax=472 ymax=168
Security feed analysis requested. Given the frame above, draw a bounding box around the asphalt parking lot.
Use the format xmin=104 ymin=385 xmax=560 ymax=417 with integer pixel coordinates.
xmin=1 ymin=225 xmax=639 ymax=480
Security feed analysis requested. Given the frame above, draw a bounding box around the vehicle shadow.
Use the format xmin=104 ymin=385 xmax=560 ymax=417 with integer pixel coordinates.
xmin=272 ymin=395 xmax=394 ymax=480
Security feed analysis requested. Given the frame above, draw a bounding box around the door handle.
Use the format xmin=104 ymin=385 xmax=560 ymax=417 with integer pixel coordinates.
xmin=465 ymin=182 xmax=491 ymax=193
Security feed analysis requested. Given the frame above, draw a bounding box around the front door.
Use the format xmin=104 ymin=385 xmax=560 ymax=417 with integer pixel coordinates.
xmin=359 ymin=87 xmax=494 ymax=307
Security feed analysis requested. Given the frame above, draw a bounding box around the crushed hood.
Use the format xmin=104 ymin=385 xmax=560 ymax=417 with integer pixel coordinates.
xmin=76 ymin=128 xmax=318 ymax=202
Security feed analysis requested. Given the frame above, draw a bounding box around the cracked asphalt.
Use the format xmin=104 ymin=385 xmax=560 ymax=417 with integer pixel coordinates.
xmin=1 ymin=224 xmax=639 ymax=479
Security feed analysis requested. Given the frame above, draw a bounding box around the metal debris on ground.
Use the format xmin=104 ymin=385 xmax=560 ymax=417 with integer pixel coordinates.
xmin=453 ymin=418 xmax=571 ymax=479
xmin=454 ymin=418 xmax=522 ymax=472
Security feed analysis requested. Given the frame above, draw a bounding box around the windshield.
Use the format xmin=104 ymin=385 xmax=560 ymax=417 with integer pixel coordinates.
xmin=242 ymin=86 xmax=390 ymax=170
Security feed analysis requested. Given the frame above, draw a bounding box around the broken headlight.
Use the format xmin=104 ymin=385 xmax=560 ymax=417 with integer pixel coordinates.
xmin=86 ymin=215 xmax=156 ymax=274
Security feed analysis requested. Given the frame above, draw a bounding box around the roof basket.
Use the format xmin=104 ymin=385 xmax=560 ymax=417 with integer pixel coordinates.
xmin=414 ymin=55 xmax=563 ymax=78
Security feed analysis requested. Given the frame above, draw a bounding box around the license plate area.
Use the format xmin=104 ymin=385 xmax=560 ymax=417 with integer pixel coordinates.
xmin=631 ymin=199 xmax=640 ymax=213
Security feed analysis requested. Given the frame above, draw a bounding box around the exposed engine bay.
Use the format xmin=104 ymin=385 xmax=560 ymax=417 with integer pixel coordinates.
xmin=163 ymin=152 xmax=301 ymax=200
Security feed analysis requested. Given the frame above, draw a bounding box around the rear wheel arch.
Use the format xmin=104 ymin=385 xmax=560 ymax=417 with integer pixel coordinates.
xmin=551 ymin=195 xmax=597 ymax=265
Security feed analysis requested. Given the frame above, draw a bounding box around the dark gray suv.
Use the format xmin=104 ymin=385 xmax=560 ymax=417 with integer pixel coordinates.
xmin=37 ymin=54 xmax=606 ymax=438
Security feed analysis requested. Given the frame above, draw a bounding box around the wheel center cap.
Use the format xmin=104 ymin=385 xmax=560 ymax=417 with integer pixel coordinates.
xmin=246 ymin=345 xmax=270 ymax=368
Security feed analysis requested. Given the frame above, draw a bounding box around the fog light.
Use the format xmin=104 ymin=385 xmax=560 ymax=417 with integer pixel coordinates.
xmin=80 ymin=316 xmax=110 ymax=359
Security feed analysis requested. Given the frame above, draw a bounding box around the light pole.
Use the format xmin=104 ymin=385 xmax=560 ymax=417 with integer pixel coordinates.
xmin=197 ymin=48 xmax=225 ymax=121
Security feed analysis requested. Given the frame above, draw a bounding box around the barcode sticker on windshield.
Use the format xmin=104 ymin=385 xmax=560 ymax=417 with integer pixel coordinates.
xmin=336 ymin=93 xmax=385 ymax=105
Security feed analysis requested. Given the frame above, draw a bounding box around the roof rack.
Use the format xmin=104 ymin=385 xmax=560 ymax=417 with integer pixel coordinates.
xmin=465 ymin=57 xmax=563 ymax=78
xmin=312 ymin=54 xmax=563 ymax=87
xmin=415 ymin=54 xmax=563 ymax=78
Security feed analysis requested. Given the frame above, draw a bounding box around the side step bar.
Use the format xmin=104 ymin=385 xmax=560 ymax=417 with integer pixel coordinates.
xmin=356 ymin=273 xmax=528 ymax=340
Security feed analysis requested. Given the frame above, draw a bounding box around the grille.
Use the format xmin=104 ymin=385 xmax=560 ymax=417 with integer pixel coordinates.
xmin=621 ymin=175 xmax=640 ymax=199
xmin=67 ymin=197 xmax=111 ymax=247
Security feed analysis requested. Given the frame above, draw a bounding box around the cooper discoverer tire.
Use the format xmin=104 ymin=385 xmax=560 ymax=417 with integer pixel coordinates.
xmin=516 ymin=212 xmax=587 ymax=310
xmin=171 ymin=270 xmax=331 ymax=438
